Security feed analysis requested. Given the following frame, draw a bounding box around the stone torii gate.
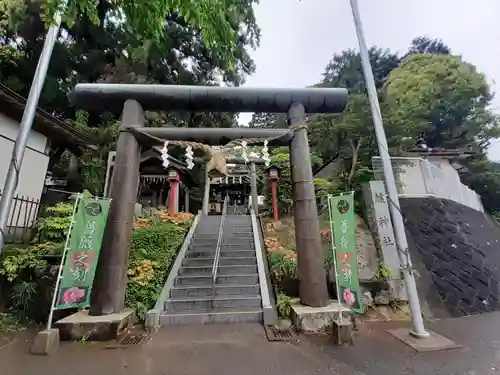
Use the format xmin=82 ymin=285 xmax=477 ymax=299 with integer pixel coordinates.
xmin=70 ymin=84 xmax=348 ymax=316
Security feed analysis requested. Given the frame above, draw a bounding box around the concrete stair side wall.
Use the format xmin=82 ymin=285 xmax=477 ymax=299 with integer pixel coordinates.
xmin=145 ymin=213 xmax=201 ymax=329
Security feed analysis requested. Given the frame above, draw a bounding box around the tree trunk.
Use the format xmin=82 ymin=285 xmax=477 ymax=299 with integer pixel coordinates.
xmin=346 ymin=139 xmax=362 ymax=188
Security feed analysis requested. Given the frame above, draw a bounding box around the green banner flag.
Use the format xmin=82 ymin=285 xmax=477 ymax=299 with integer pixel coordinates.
xmin=55 ymin=197 xmax=111 ymax=310
xmin=328 ymin=192 xmax=363 ymax=313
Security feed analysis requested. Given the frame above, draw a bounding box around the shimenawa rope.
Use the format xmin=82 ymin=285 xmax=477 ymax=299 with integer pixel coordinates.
xmin=122 ymin=122 xmax=309 ymax=177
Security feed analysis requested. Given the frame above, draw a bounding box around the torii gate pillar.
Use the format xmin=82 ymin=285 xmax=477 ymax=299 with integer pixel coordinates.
xmin=90 ymin=99 xmax=143 ymax=315
xmin=288 ymin=103 xmax=329 ymax=307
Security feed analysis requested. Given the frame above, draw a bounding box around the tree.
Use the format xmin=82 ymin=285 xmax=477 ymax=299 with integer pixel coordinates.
xmin=407 ymin=36 xmax=451 ymax=56
xmin=248 ymin=112 xmax=287 ymax=128
xmin=310 ymin=46 xmax=414 ymax=191
xmin=309 ymin=93 xmax=410 ymax=191
xmin=384 ymin=53 xmax=499 ymax=150
xmin=319 ymin=47 xmax=400 ymax=91
xmin=308 ymin=95 xmax=371 ymax=190
xmin=0 ymin=0 xmax=259 ymax=121
xmin=458 ymin=158 xmax=500 ymax=214
xmin=312 ymin=47 xmax=402 ymax=164
xmin=1 ymin=0 xmax=259 ymax=70
xmin=0 ymin=0 xmax=261 ymax=194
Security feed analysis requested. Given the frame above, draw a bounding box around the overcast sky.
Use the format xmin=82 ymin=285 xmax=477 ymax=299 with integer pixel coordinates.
xmin=239 ymin=0 xmax=500 ymax=159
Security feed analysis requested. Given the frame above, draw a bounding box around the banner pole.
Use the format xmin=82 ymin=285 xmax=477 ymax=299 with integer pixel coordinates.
xmin=327 ymin=194 xmax=343 ymax=323
xmin=46 ymin=193 xmax=81 ymax=330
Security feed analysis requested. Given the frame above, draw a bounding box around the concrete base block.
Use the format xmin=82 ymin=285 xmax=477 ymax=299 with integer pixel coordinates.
xmin=290 ymin=298 xmax=351 ymax=333
xmin=387 ymin=327 xmax=462 ymax=352
xmin=332 ymin=319 xmax=354 ymax=346
xmin=145 ymin=309 xmax=160 ymax=331
xmin=30 ymin=328 xmax=60 ymax=355
xmin=54 ymin=309 xmax=135 ymax=341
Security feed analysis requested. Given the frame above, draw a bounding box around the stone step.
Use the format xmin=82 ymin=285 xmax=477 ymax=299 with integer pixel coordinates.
xmin=189 ymin=241 xmax=255 ymax=248
xmin=178 ymin=265 xmax=258 ymax=276
xmin=186 ymin=250 xmax=256 ymax=258
xmin=182 ymin=256 xmax=257 ymax=267
xmin=192 ymin=237 xmax=254 ymax=243
xmin=170 ymin=284 xmax=260 ymax=298
xmin=159 ymin=307 xmax=263 ymax=325
xmin=221 ymin=238 xmax=254 ymax=243
xmin=189 ymin=243 xmax=255 ymax=251
xmin=193 ymin=233 xmax=220 ymax=238
xmin=174 ymin=274 xmax=258 ymax=286
xmin=165 ymin=295 xmax=262 ymax=312
xmin=193 ymin=235 xmax=219 ymax=239
xmin=189 ymin=240 xmax=218 ymax=246
xmin=221 ymin=234 xmax=254 ymax=239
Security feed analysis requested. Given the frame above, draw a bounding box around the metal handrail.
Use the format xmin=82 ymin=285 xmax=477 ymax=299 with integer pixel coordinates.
xmin=211 ymin=196 xmax=228 ymax=310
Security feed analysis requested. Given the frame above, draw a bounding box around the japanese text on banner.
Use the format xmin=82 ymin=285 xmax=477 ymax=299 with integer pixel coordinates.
xmin=55 ymin=198 xmax=110 ymax=310
xmin=328 ymin=193 xmax=363 ymax=313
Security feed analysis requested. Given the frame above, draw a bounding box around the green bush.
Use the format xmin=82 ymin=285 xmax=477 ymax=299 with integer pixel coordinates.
xmin=36 ymin=202 xmax=73 ymax=243
xmin=267 ymin=250 xmax=297 ymax=281
xmin=313 ymin=177 xmax=338 ymax=212
xmin=276 ymin=292 xmax=292 ymax=319
xmin=36 ymin=190 xmax=92 ymax=246
xmin=125 ymin=220 xmax=190 ymax=320
xmin=0 ymin=245 xmax=51 ymax=322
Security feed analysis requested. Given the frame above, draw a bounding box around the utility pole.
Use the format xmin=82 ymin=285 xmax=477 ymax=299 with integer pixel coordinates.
xmin=0 ymin=1 xmax=68 ymax=254
xmin=349 ymin=0 xmax=429 ymax=338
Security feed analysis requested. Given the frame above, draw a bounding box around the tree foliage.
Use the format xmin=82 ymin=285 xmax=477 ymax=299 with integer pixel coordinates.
xmin=0 ymin=0 xmax=261 ymax=194
xmin=1 ymin=0 xmax=259 ymax=71
xmin=460 ymin=159 xmax=500 ymax=214
xmin=406 ymin=36 xmax=451 ymax=56
xmin=319 ymin=47 xmax=400 ymax=91
xmin=0 ymin=0 xmax=259 ymax=123
xmin=248 ymin=112 xmax=287 ymax=129
xmin=384 ymin=53 xmax=499 ymax=150
xmin=309 ymin=46 xmax=410 ymax=193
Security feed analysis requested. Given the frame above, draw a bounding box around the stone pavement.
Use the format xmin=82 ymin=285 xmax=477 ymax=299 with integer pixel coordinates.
xmin=305 ymin=311 xmax=500 ymax=375
xmin=0 ymin=323 xmax=354 ymax=375
xmin=2 ymin=312 xmax=500 ymax=375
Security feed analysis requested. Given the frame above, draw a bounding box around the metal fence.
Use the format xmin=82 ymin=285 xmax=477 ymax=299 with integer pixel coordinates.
xmin=0 ymin=192 xmax=41 ymax=244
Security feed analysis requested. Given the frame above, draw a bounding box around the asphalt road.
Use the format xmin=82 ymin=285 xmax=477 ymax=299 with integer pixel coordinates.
xmin=2 ymin=312 xmax=500 ymax=375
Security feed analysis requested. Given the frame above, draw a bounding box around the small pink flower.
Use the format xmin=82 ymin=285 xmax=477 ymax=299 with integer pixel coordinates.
xmin=343 ymin=288 xmax=355 ymax=306
xmin=63 ymin=287 xmax=85 ymax=304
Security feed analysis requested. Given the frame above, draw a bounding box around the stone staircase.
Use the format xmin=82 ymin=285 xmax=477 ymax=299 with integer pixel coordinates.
xmin=159 ymin=215 xmax=263 ymax=325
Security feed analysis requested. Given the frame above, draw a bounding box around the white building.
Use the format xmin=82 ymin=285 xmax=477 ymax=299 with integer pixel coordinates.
xmin=314 ymin=147 xmax=484 ymax=212
xmin=372 ymin=149 xmax=483 ymax=212
xmin=0 ymin=83 xmax=94 ymax=239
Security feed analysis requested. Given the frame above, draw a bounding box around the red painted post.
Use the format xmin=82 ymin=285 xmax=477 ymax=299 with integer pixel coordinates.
xmin=169 ymin=180 xmax=177 ymax=214
xmin=167 ymin=168 xmax=180 ymax=215
xmin=271 ymin=180 xmax=279 ymax=222
xmin=267 ymin=165 xmax=280 ymax=223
